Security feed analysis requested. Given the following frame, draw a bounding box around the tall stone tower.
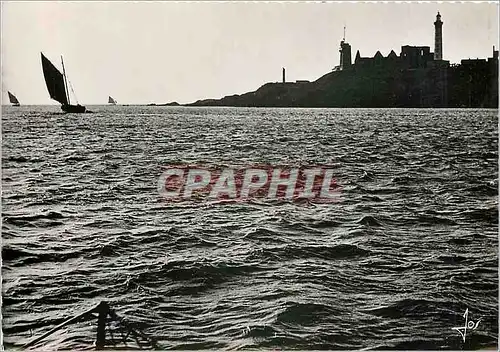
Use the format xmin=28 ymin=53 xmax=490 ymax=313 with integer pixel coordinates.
xmin=434 ymin=12 xmax=443 ymax=60
xmin=339 ymin=26 xmax=352 ymax=70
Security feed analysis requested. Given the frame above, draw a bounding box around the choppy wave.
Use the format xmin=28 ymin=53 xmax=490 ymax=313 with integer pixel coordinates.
xmin=1 ymin=106 xmax=498 ymax=350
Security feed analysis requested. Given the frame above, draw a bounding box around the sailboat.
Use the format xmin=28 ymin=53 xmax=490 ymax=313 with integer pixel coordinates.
xmin=8 ymin=91 xmax=20 ymax=106
xmin=108 ymin=96 xmax=117 ymax=105
xmin=41 ymin=53 xmax=86 ymax=113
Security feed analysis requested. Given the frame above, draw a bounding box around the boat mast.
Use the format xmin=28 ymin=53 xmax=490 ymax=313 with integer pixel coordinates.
xmin=61 ymin=55 xmax=71 ymax=105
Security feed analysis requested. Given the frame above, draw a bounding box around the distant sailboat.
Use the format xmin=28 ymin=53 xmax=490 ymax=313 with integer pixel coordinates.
xmin=108 ymin=96 xmax=117 ymax=105
xmin=8 ymin=91 xmax=20 ymax=106
xmin=41 ymin=52 xmax=86 ymax=113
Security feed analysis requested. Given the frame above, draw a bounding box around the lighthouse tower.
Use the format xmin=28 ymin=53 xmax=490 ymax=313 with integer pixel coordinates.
xmin=434 ymin=12 xmax=443 ymax=60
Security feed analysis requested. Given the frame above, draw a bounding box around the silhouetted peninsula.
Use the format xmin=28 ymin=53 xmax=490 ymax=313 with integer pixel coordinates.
xmin=187 ymin=13 xmax=499 ymax=109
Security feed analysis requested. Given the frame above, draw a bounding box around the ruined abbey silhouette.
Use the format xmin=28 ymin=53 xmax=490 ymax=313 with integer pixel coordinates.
xmin=330 ymin=12 xmax=498 ymax=108
xmin=336 ymin=13 xmax=447 ymax=71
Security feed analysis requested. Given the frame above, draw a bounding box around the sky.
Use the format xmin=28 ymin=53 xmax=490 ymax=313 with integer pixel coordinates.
xmin=1 ymin=1 xmax=499 ymax=105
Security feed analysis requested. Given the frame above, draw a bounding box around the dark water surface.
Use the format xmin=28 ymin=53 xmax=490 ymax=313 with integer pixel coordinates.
xmin=2 ymin=106 xmax=498 ymax=350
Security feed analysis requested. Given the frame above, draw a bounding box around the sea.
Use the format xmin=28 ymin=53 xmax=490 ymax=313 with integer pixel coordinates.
xmin=1 ymin=105 xmax=498 ymax=350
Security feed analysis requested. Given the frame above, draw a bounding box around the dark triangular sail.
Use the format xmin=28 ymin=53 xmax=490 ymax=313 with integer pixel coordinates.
xmin=108 ymin=96 xmax=116 ymax=104
xmin=41 ymin=53 xmax=69 ymax=105
xmin=8 ymin=91 xmax=19 ymax=105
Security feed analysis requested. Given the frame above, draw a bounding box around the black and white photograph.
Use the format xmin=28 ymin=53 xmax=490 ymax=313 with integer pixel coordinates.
xmin=1 ymin=1 xmax=498 ymax=350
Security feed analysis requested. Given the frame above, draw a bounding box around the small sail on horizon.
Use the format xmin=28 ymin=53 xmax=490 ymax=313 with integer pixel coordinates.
xmin=108 ymin=96 xmax=117 ymax=105
xmin=8 ymin=91 xmax=20 ymax=106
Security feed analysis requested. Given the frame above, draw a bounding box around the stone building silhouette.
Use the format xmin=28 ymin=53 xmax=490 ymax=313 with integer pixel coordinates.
xmin=349 ymin=13 xmax=448 ymax=69
xmin=334 ymin=26 xmax=352 ymax=71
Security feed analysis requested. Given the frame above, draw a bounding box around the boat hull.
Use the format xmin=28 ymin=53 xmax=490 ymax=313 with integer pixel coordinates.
xmin=12 ymin=103 xmax=20 ymax=107
xmin=61 ymin=104 xmax=86 ymax=113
